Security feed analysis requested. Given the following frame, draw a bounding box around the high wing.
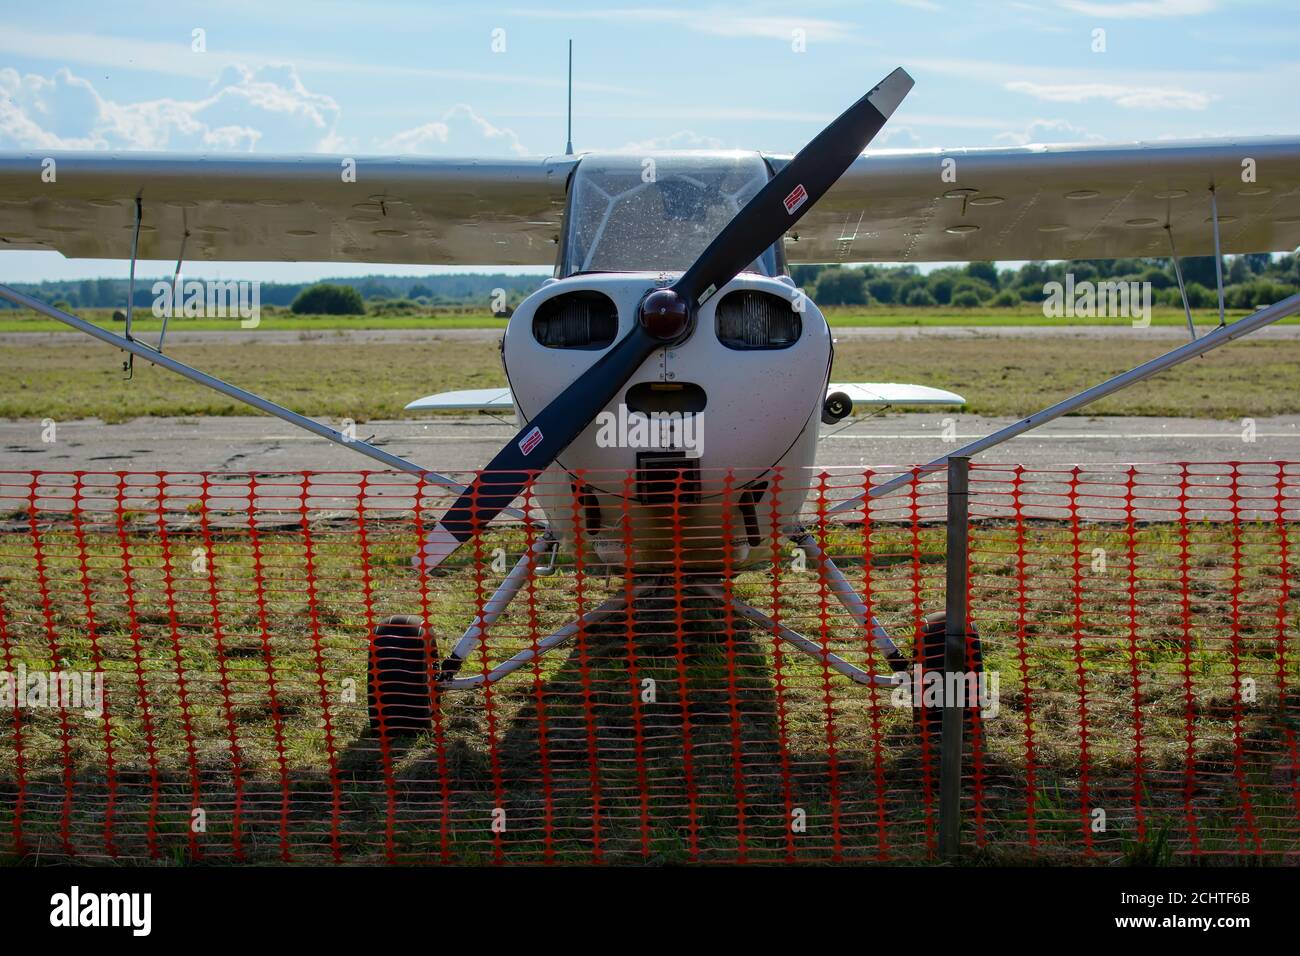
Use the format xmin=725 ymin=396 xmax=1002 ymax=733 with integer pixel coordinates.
xmin=774 ymin=136 xmax=1300 ymax=262
xmin=1 ymin=137 xmax=1296 ymax=265
xmin=404 ymin=383 xmax=965 ymax=413
xmin=0 ymin=153 xmax=575 ymax=264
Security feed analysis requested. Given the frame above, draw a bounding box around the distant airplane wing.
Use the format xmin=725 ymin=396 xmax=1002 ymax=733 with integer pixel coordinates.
xmin=769 ymin=136 xmax=1300 ymax=262
xmin=0 ymin=153 xmax=576 ymax=265
xmin=829 ymin=382 xmax=965 ymax=407
xmin=402 ymin=383 xmax=963 ymax=414
xmin=406 ymin=387 xmax=514 ymax=412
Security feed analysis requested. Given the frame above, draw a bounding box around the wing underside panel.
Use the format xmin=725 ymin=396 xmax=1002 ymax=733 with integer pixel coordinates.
xmin=772 ymin=137 xmax=1300 ymax=262
xmin=0 ymin=153 xmax=575 ymax=265
xmin=2 ymin=138 xmax=1296 ymax=265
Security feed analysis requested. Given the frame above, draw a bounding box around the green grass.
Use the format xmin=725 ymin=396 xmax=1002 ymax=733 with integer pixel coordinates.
xmin=0 ymin=505 xmax=1295 ymax=865
xmin=4 ymin=326 xmax=1300 ymax=422
xmin=0 ymin=308 xmax=510 ymax=334
xmin=823 ymin=305 xmax=1295 ymax=328
xmin=0 ymin=337 xmax=505 ymax=423
xmin=1 ymin=305 xmax=1290 ymax=333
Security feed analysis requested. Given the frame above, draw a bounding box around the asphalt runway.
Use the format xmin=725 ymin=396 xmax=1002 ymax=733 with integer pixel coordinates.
xmin=4 ymin=324 xmax=1298 ymax=475
xmin=4 ymin=412 xmax=1298 ymax=475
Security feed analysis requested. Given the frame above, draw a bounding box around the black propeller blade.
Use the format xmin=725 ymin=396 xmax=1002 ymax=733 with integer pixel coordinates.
xmin=419 ymin=322 xmax=667 ymax=564
xmin=675 ymin=67 xmax=914 ymax=307
xmin=413 ymin=67 xmax=914 ymax=571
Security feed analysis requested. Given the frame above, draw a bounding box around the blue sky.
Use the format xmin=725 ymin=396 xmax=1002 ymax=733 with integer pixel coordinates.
xmin=1 ymin=0 xmax=1297 ymax=281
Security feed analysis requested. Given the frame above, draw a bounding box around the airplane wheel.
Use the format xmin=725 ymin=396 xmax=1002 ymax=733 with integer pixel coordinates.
xmin=822 ymin=390 xmax=853 ymax=424
xmin=913 ymin=611 xmax=982 ymax=739
xmin=367 ymin=615 xmax=436 ymax=736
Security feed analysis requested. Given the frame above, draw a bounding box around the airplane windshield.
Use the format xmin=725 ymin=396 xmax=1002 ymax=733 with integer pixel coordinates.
xmin=560 ymin=151 xmax=780 ymax=277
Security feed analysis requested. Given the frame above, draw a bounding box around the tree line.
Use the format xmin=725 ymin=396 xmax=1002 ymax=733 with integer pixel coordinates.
xmin=791 ymin=253 xmax=1299 ymax=310
xmin=5 ymin=254 xmax=1299 ymax=313
xmin=0 ymin=272 xmax=542 ymax=310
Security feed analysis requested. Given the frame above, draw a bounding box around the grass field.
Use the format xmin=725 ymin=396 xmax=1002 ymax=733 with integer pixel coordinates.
xmin=0 ymin=304 xmax=1288 ymax=334
xmin=0 ymin=506 xmax=1294 ymax=864
xmin=4 ymin=325 xmax=1300 ymax=422
xmin=0 ymin=310 xmax=509 ymax=334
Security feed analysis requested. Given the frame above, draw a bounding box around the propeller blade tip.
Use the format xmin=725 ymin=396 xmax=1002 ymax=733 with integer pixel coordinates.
xmin=867 ymin=67 xmax=914 ymax=120
xmin=412 ymin=523 xmax=461 ymax=571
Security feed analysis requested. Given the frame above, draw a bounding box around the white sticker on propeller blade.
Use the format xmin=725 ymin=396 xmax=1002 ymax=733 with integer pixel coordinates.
xmin=518 ymin=425 xmax=543 ymax=456
xmin=783 ymin=183 xmax=808 ymax=214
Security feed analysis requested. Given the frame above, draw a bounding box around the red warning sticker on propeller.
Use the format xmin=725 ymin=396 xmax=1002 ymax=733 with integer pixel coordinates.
xmin=518 ymin=425 xmax=543 ymax=456
xmin=783 ymin=183 xmax=808 ymax=214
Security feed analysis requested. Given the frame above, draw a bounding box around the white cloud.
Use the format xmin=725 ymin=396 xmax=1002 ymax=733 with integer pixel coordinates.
xmin=610 ymin=130 xmax=727 ymax=153
xmin=0 ymin=66 xmax=530 ymax=156
xmin=994 ymin=118 xmax=1103 ymax=145
xmin=876 ymin=125 xmax=925 ymax=147
xmin=0 ymin=27 xmax=636 ymax=94
xmin=380 ymin=104 xmax=529 ymax=156
xmin=1058 ymin=0 xmax=1214 ymax=18
xmin=509 ymin=7 xmax=859 ymax=43
xmin=1005 ymin=80 xmax=1213 ymax=110
xmin=0 ymin=64 xmax=341 ymax=151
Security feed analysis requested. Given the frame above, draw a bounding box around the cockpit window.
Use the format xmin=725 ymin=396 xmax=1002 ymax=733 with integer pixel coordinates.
xmin=560 ymin=152 xmax=779 ymax=277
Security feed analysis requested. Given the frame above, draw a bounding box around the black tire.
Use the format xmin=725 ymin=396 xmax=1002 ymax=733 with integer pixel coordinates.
xmin=367 ymin=615 xmax=435 ymax=736
xmin=822 ymin=391 xmax=853 ymax=425
xmin=913 ymin=611 xmax=982 ymax=739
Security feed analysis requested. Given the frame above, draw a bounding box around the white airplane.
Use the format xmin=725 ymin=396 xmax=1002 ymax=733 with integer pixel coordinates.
xmin=2 ymin=67 xmax=1299 ymax=735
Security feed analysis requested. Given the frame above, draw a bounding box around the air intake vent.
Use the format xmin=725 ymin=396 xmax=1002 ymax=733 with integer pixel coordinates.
xmin=715 ymin=290 xmax=801 ymax=350
xmin=532 ymin=291 xmax=619 ymax=350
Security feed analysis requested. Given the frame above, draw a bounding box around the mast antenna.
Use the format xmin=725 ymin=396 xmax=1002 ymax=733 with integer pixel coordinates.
xmin=565 ymin=39 xmax=574 ymax=155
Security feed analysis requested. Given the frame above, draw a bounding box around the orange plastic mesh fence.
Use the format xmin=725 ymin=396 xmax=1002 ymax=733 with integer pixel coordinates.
xmin=0 ymin=463 xmax=1295 ymax=863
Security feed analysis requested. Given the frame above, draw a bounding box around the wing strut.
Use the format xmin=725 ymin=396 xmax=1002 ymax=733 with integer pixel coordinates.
xmin=823 ymin=290 xmax=1300 ymax=518
xmin=1163 ymin=223 xmax=1197 ymax=341
xmin=123 ymin=196 xmax=143 ymax=379
xmin=1209 ymin=185 xmax=1227 ymax=329
xmin=0 ymin=285 xmax=524 ymax=515
xmin=159 ymin=226 xmax=189 ymax=354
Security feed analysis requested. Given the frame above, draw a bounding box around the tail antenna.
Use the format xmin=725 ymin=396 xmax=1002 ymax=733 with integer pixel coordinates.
xmin=565 ymin=39 xmax=574 ymax=156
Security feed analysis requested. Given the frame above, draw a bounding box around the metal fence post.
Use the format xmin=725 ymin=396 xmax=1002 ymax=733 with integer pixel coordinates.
xmin=939 ymin=455 xmax=970 ymax=860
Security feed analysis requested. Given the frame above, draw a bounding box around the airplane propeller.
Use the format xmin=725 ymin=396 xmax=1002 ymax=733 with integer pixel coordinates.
xmin=415 ymin=67 xmax=915 ymax=571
